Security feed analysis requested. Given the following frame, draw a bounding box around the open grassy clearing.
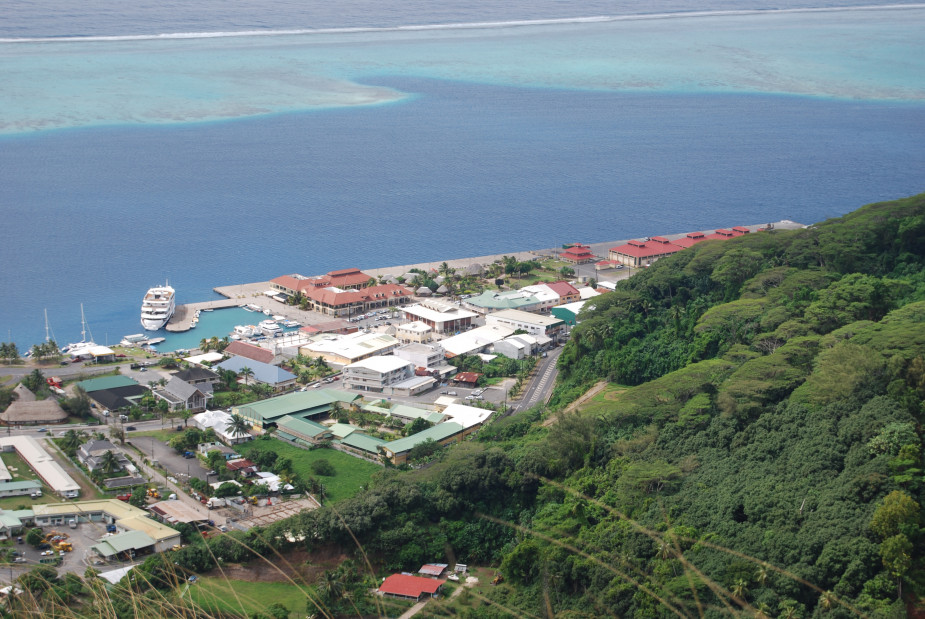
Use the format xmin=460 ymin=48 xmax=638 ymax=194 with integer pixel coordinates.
xmin=244 ymin=440 xmax=379 ymax=503
xmin=186 ymin=577 xmax=313 ymax=618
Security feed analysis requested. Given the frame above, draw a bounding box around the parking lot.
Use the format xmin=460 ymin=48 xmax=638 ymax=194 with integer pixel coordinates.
xmin=10 ymin=519 xmax=111 ymax=576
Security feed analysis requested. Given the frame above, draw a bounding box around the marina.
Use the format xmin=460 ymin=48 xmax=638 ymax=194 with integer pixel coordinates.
xmin=165 ymin=299 xmax=242 ymax=332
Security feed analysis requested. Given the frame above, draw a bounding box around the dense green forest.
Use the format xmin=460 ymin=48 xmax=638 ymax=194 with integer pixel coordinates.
xmin=96 ymin=194 xmax=925 ymax=618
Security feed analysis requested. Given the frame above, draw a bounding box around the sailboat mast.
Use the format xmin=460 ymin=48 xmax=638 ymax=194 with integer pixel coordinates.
xmin=45 ymin=309 xmax=50 ymax=342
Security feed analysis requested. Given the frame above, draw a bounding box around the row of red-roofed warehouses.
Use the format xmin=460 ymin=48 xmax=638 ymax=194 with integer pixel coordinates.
xmin=608 ymin=226 xmax=755 ymax=268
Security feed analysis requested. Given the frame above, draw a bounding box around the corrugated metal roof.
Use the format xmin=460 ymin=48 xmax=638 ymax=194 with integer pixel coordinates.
xmin=94 ymin=530 xmax=156 ymax=554
xmin=277 ymin=415 xmax=330 ymax=439
xmin=341 ymin=433 xmax=387 ymax=454
xmin=382 ymin=422 xmax=464 ymax=455
xmin=75 ymin=375 xmax=138 ymax=393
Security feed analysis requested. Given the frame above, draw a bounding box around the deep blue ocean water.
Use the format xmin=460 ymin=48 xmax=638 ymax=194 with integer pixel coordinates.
xmin=1 ymin=1 xmax=924 ymax=350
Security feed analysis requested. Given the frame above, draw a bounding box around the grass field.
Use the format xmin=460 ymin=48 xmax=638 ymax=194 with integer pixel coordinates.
xmin=244 ymin=440 xmax=379 ymax=503
xmin=186 ymin=577 xmax=313 ymax=617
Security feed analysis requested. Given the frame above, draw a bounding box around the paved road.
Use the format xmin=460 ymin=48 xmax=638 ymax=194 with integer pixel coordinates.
xmin=513 ymin=347 xmax=563 ymax=413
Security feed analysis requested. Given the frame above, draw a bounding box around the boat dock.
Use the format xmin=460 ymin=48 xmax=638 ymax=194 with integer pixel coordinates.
xmin=165 ymin=299 xmax=242 ymax=332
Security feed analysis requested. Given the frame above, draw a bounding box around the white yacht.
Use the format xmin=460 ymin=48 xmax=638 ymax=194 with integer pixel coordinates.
xmin=258 ymin=319 xmax=282 ymax=336
xmin=141 ymin=284 xmax=176 ymax=331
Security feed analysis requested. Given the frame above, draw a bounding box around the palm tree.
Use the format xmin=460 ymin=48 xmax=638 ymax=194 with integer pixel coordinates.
xmin=317 ymin=569 xmax=345 ymax=605
xmin=238 ymin=366 xmax=253 ymax=386
xmin=61 ymin=429 xmax=86 ymax=455
xmin=99 ymin=450 xmax=120 ymax=475
xmin=731 ymin=578 xmax=748 ymax=602
xmin=199 ymin=338 xmax=210 ymax=352
xmin=229 ymin=414 xmax=250 ymax=440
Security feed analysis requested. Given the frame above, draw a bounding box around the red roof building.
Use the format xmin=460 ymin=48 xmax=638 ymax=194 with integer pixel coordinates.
xmin=545 ymin=281 xmax=581 ymax=304
xmin=561 ymin=244 xmax=595 ymax=264
xmin=705 ymin=228 xmax=743 ymax=240
xmin=731 ymin=226 xmax=751 ymax=235
xmin=303 ymin=283 xmax=413 ymax=317
xmin=671 ymin=232 xmax=708 ymax=248
xmin=379 ymin=574 xmax=445 ymax=600
xmin=418 ymin=563 xmax=449 ymax=577
xmin=608 ymin=237 xmax=684 ymax=268
xmin=225 ymin=341 xmax=275 ymax=365
xmin=270 ymin=268 xmax=374 ymax=297
xmin=453 ymin=372 xmax=482 ymax=386
xmin=299 ymin=320 xmax=357 ymax=335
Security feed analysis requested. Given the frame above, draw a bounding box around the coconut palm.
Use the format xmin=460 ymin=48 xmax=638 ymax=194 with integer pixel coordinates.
xmin=199 ymin=338 xmax=210 ymax=352
xmin=60 ymin=429 xmax=86 ymax=455
xmin=99 ymin=450 xmax=121 ymax=475
xmin=238 ymin=366 xmax=253 ymax=386
xmin=229 ymin=414 xmax=250 ymax=440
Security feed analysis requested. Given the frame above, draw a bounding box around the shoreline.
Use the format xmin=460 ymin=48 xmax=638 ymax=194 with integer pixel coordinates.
xmin=197 ymin=219 xmax=804 ymax=332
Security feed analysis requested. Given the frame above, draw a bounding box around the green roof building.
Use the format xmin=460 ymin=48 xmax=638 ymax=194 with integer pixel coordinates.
xmin=380 ymin=422 xmax=465 ymax=465
xmin=91 ymin=530 xmax=157 ymax=558
xmin=75 ymin=375 xmax=138 ymax=393
xmin=276 ymin=416 xmax=332 ymax=446
xmin=233 ymin=389 xmax=358 ymax=427
xmin=340 ymin=433 xmax=388 ymax=457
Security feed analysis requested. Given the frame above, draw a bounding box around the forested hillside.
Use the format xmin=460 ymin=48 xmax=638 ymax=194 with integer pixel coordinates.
xmin=131 ymin=194 xmax=925 ymax=618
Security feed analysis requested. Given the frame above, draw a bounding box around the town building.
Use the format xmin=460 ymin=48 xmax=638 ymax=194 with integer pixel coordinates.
xmin=76 ymin=376 xmax=148 ymax=412
xmin=0 ymin=398 xmax=68 ymax=426
xmin=609 ymin=236 xmax=685 ymax=268
xmin=276 ymin=415 xmax=333 ymax=446
xmin=402 ymin=300 xmax=476 ymax=334
xmin=0 ymin=436 xmax=80 ymax=498
xmin=343 ymin=357 xmax=415 ymax=392
xmin=671 ymin=231 xmax=708 ymax=248
xmin=379 ymin=422 xmax=465 ymax=465
xmin=191 ymin=410 xmax=253 ymax=445
xmin=77 ymin=439 xmax=132 ymax=474
xmin=396 ymin=321 xmax=433 ymax=343
xmin=223 ymin=340 xmax=279 ymax=365
xmin=300 ymin=331 xmax=401 ymax=365
xmin=493 ymin=333 xmax=539 ymax=359
xmin=485 ymin=309 xmax=565 ymax=342
xmin=440 ymin=324 xmax=517 ymax=358
xmin=231 ymin=389 xmax=358 ymax=429
xmin=215 ymin=357 xmax=297 ymax=392
xmin=464 ymin=290 xmax=541 ymax=314
xmin=171 ymin=366 xmax=220 ymax=388
xmin=551 ymin=300 xmax=590 ymax=326
xmin=560 ymin=243 xmax=596 ymax=264
xmin=393 ymin=343 xmax=447 ymax=371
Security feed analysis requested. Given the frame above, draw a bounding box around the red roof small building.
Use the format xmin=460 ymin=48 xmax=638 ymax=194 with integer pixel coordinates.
xmin=418 ymin=563 xmax=449 ymax=577
xmin=379 ymin=574 xmax=445 ymax=600
xmin=225 ymin=341 xmax=275 ymax=365
xmin=561 ymin=244 xmax=595 ymax=264
xmin=671 ymin=232 xmax=708 ymax=248
xmin=731 ymin=226 xmax=751 ymax=234
xmin=300 ymin=320 xmax=357 ymax=335
xmin=544 ymin=281 xmax=581 ymax=304
xmin=608 ymin=237 xmax=684 ymax=268
xmin=705 ymin=228 xmax=741 ymax=240
xmin=453 ymin=372 xmax=482 ymax=386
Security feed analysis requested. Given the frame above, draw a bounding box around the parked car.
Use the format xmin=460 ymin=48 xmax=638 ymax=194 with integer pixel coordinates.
xmin=125 ymin=426 xmax=137 ymax=431
xmin=37 ymin=428 xmax=47 ymax=433
xmin=447 ymin=391 xmax=457 ymax=396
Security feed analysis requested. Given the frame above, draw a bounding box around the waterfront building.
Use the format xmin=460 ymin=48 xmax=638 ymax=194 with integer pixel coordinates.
xmin=560 ymin=243 xmax=596 ymax=264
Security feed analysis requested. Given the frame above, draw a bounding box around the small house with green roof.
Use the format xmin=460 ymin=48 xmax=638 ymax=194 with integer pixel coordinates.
xmin=75 ymin=375 xmax=138 ymax=393
xmin=380 ymin=422 xmax=465 ymax=465
xmin=339 ymin=433 xmax=388 ymax=460
xmin=275 ymin=416 xmax=332 ymax=446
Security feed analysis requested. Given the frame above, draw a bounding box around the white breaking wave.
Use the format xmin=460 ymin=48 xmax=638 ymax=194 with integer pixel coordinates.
xmin=1 ymin=4 xmax=924 ymax=44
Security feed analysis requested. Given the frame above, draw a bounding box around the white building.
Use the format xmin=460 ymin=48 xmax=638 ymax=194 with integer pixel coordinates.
xmin=493 ymin=334 xmax=538 ymax=360
xmin=0 ymin=436 xmax=80 ymax=498
xmin=485 ymin=309 xmax=565 ymax=341
xmin=441 ymin=324 xmax=516 ymax=358
xmin=394 ymin=343 xmax=446 ymax=369
xmin=300 ymin=331 xmax=400 ymax=365
xmin=519 ymin=285 xmax=563 ymax=313
xmin=191 ymin=409 xmax=252 ymax=445
xmin=343 ymin=356 xmax=415 ymax=392
xmin=396 ymin=321 xmax=433 ymax=343
xmin=402 ymin=300 xmax=476 ymax=334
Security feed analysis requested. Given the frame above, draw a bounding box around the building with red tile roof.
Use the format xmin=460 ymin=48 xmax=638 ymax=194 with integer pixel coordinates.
xmin=224 ymin=341 xmax=275 ymax=365
xmin=303 ymin=283 xmax=413 ymax=317
xmin=671 ymin=232 xmax=708 ymax=248
xmin=544 ymin=281 xmax=581 ymax=304
xmin=270 ymin=268 xmax=374 ymax=297
xmin=453 ymin=372 xmax=482 ymax=386
xmin=561 ymin=244 xmax=596 ymax=264
xmin=379 ymin=574 xmax=445 ymax=600
xmin=299 ymin=320 xmax=357 ymax=335
xmin=705 ymin=228 xmax=744 ymax=240
xmin=608 ymin=237 xmax=684 ymax=268
xmin=731 ymin=226 xmax=751 ymax=235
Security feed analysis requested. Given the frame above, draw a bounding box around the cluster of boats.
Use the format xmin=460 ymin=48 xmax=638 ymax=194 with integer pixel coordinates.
xmin=230 ymin=316 xmax=300 ymax=341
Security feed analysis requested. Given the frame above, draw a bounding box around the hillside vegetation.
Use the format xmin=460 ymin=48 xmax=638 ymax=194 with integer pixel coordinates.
xmin=14 ymin=194 xmax=925 ymax=618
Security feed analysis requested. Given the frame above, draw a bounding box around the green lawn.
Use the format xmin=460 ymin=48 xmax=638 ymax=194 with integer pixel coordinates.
xmin=244 ymin=440 xmax=379 ymax=503
xmin=186 ymin=577 xmax=314 ymax=618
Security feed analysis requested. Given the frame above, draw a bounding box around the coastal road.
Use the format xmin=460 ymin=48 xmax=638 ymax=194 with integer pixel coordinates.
xmin=512 ymin=346 xmax=563 ymax=413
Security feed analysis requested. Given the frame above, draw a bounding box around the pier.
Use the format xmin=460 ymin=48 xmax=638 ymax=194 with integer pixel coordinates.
xmin=165 ymin=299 xmax=242 ymax=332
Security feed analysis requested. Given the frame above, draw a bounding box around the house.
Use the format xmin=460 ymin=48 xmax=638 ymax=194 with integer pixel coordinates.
xmin=452 ymin=372 xmax=482 ymax=387
xmin=76 ymin=376 xmax=147 ymax=411
xmin=609 ymin=236 xmax=684 ymax=268
xmin=171 ymin=366 xmax=220 ymax=388
xmin=215 ymin=357 xmax=297 ymax=392
xmin=77 ymin=439 xmax=131 ymax=474
xmin=378 ymin=574 xmax=445 ymax=600
xmin=343 ymin=356 xmax=415 ymax=392
xmin=560 ymin=243 xmax=596 ymax=264
xmin=226 ymin=458 xmax=258 ymax=477
xmin=154 ymin=377 xmax=210 ymax=413
xmin=419 ymin=563 xmax=449 ymax=578
xmin=402 ymin=300 xmax=476 ymax=334
xmin=191 ymin=410 xmax=253 ymax=445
